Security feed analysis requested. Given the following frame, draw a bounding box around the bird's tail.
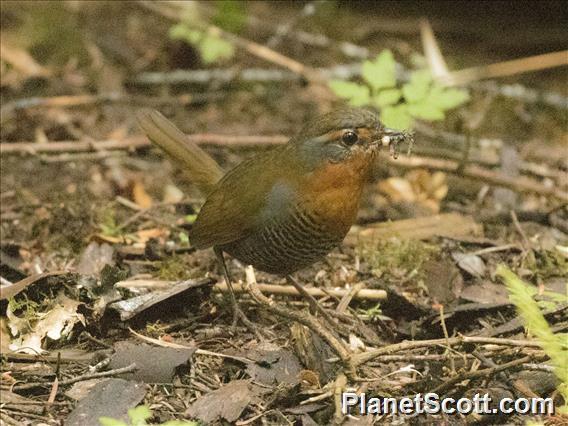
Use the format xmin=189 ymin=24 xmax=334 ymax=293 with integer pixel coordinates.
xmin=137 ymin=110 xmax=224 ymax=195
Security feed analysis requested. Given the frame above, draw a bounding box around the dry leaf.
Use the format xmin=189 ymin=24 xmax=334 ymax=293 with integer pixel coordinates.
xmin=8 ymin=291 xmax=84 ymax=354
xmin=378 ymin=169 xmax=448 ymax=213
xmin=131 ymin=180 xmax=153 ymax=209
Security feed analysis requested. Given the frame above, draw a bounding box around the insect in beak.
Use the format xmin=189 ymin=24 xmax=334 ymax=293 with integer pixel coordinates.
xmin=381 ymin=128 xmax=415 ymax=159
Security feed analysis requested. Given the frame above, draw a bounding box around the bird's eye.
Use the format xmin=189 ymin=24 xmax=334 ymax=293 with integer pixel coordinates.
xmin=341 ymin=131 xmax=358 ymax=146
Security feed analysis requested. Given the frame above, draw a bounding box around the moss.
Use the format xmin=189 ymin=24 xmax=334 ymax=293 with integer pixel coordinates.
xmin=96 ymin=206 xmax=122 ymax=238
xmin=358 ymin=237 xmax=439 ymax=281
xmin=532 ymin=249 xmax=568 ymax=280
xmin=157 ymin=256 xmax=192 ymax=281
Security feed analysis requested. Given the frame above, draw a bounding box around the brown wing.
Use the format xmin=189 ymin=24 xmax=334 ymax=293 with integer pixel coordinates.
xmin=189 ymin=146 xmax=296 ymax=249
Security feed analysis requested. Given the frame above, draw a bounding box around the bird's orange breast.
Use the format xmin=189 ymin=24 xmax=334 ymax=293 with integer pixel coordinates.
xmin=299 ymin=152 xmax=373 ymax=235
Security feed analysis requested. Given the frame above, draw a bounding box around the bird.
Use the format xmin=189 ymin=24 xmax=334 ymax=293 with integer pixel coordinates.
xmin=138 ymin=108 xmax=411 ymax=326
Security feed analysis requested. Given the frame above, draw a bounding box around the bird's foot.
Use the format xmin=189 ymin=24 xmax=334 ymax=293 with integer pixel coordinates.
xmin=230 ymin=302 xmax=264 ymax=341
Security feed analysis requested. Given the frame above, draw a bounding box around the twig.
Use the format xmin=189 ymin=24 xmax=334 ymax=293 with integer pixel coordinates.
xmin=3 ymin=136 xmax=564 ymax=201
xmin=430 ymin=355 xmax=539 ymax=395
xmin=352 ymin=335 xmax=542 ymax=367
xmin=12 ymin=363 xmax=137 ymax=391
xmin=128 ymin=327 xmax=254 ymax=364
xmin=438 ymin=305 xmax=456 ymax=374
xmin=139 ymin=0 xmax=324 ymax=85
xmin=2 ymin=92 xmax=220 ymax=115
xmin=336 ymin=283 xmax=364 ymax=314
xmin=511 ymin=210 xmax=531 ymax=250
xmin=0 ymin=411 xmax=25 ymax=426
xmin=286 ymin=275 xmax=339 ymax=327
xmin=369 ymin=353 xmax=476 ymax=362
xmin=39 ymin=151 xmax=126 ymax=163
xmin=470 ymin=244 xmax=520 ymax=256
xmin=420 ymin=18 xmax=450 ymax=80
xmin=0 ymin=134 xmax=287 ymax=154
xmin=444 ymin=50 xmax=568 ymax=86
xmin=216 ymin=280 xmax=386 ymax=301
xmin=0 ymin=270 xmax=68 ymax=300
xmin=243 ymin=266 xmax=355 ymax=378
xmin=386 ymin=155 xmax=568 ymax=202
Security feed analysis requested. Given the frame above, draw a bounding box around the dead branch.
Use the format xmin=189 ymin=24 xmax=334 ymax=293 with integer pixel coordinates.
xmin=352 ymin=335 xmax=543 ymax=367
xmin=386 ymin=155 xmax=568 ymax=202
xmin=1 ymin=92 xmax=223 ymax=122
xmin=2 ymin=133 xmax=564 ymax=201
xmin=445 ymin=50 xmax=568 ymax=86
xmin=139 ymin=0 xmax=325 ymax=85
xmin=241 ymin=266 xmax=355 ymax=378
xmin=12 ymin=363 xmax=138 ymax=391
xmin=430 ymin=355 xmax=546 ymax=395
xmin=115 ymin=279 xmax=386 ymax=301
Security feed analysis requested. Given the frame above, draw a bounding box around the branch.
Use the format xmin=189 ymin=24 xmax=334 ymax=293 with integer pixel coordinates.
xmin=2 ymin=135 xmax=564 ymax=201
xmin=352 ymin=335 xmax=543 ymax=367
xmin=386 ymin=155 xmax=568 ymax=202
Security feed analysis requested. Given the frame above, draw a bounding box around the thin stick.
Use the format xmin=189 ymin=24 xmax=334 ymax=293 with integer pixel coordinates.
xmin=243 ymin=266 xmax=355 ymax=378
xmin=286 ymin=275 xmax=338 ymax=327
xmin=445 ymin=50 xmax=568 ymax=86
xmin=139 ymin=0 xmax=324 ymax=85
xmin=438 ymin=305 xmax=456 ymax=374
xmin=3 ymin=139 xmax=564 ymax=200
xmin=386 ymin=155 xmax=568 ymax=202
xmin=214 ymin=280 xmax=386 ymax=301
xmin=430 ymin=355 xmax=541 ymax=395
xmin=12 ymin=363 xmax=137 ymax=391
xmin=352 ymin=335 xmax=542 ymax=367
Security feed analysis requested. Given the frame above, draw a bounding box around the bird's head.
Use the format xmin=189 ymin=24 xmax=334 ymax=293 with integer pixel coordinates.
xmin=292 ymin=108 xmax=412 ymax=172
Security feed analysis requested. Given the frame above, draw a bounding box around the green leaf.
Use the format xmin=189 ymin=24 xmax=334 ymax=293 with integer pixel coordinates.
xmin=99 ymin=418 xmax=128 ymax=426
xmin=402 ymin=69 xmax=432 ymax=103
xmin=328 ymin=80 xmax=370 ymax=106
xmin=407 ymin=102 xmax=445 ymax=121
xmin=381 ymin=105 xmax=412 ymax=130
xmin=178 ymin=232 xmax=190 ymax=246
xmin=168 ymin=24 xmax=201 ymax=44
xmin=427 ymin=86 xmax=470 ymax=110
xmin=184 ymin=214 xmax=198 ymax=224
xmin=162 ymin=421 xmax=200 ymax=426
xmin=128 ymin=406 xmax=152 ymax=426
xmin=213 ymin=0 xmax=247 ymax=33
xmin=198 ymin=34 xmax=234 ymax=64
xmin=373 ymin=88 xmax=402 ymax=108
xmin=362 ymin=50 xmax=396 ymax=91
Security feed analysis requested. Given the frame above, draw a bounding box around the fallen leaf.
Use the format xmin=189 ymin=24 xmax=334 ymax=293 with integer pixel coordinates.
xmin=452 ymin=252 xmax=486 ymax=278
xmin=460 ymin=281 xmax=510 ymax=304
xmin=77 ymin=242 xmax=114 ymax=276
xmin=185 ymin=380 xmax=262 ymax=423
xmin=8 ymin=291 xmax=84 ymax=354
xmin=65 ymin=379 xmax=109 ymax=401
xmin=163 ymin=184 xmax=184 ymax=203
xmin=245 ymin=348 xmax=302 ymax=386
xmin=131 ymin=180 xmax=153 ymax=209
xmin=109 ymin=341 xmax=194 ymax=383
xmin=66 ymin=379 xmax=145 ymax=426
xmin=378 ymin=169 xmax=448 ymax=213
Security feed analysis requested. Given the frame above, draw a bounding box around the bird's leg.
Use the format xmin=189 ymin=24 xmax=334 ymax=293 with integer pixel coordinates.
xmin=214 ymin=247 xmax=259 ymax=334
xmin=286 ymin=275 xmax=337 ymax=328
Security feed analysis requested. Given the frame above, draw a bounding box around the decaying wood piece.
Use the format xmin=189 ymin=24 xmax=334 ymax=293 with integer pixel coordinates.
xmin=347 ymin=213 xmax=483 ymax=245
